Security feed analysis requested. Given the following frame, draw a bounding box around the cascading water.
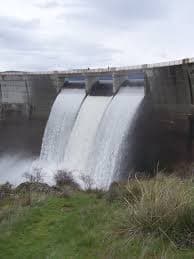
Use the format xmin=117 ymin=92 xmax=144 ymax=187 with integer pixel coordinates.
xmin=31 ymin=86 xmax=143 ymax=189
xmin=40 ymin=89 xmax=85 ymax=164
xmin=32 ymin=88 xmax=85 ymax=180
xmin=62 ymin=95 xmax=112 ymax=187
xmin=86 ymin=87 xmax=143 ymax=190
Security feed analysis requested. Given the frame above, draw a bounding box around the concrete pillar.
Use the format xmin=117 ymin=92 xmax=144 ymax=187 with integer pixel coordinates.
xmin=112 ymin=73 xmax=128 ymax=94
xmin=85 ymin=75 xmax=98 ymax=94
xmin=144 ymin=70 xmax=151 ymax=96
xmin=182 ymin=63 xmax=193 ymax=104
xmin=50 ymin=74 xmax=65 ymax=92
xmin=0 ymin=84 xmax=3 ymax=121
xmin=26 ymin=75 xmax=57 ymax=119
xmin=23 ymin=76 xmax=32 ymax=119
xmin=0 ymin=80 xmax=2 ymax=104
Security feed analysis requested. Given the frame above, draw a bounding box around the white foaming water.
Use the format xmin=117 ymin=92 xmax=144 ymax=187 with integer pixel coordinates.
xmin=32 ymin=88 xmax=85 ymax=183
xmin=86 ymin=87 xmax=143 ymax=190
xmin=0 ymin=154 xmax=35 ymax=185
xmin=40 ymin=89 xmax=85 ymax=164
xmin=62 ymin=96 xmax=112 ymax=187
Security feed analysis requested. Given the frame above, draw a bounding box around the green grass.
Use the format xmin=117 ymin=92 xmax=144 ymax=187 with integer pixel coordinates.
xmin=0 ymin=193 xmax=117 ymax=259
xmin=0 ymin=186 xmax=194 ymax=258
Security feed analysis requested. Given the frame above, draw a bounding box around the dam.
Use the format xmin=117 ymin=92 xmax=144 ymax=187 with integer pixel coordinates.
xmin=0 ymin=58 xmax=194 ymax=188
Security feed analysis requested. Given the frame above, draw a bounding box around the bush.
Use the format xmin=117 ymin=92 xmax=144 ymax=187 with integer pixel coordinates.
xmin=106 ymin=180 xmax=142 ymax=203
xmin=92 ymin=189 xmax=105 ymax=199
xmin=106 ymin=182 xmax=126 ymax=202
xmin=0 ymin=182 xmax=13 ymax=199
xmin=16 ymin=182 xmax=51 ymax=194
xmin=54 ymin=170 xmax=79 ymax=190
xmin=23 ymin=169 xmax=44 ymax=184
xmin=119 ymin=175 xmax=194 ymax=248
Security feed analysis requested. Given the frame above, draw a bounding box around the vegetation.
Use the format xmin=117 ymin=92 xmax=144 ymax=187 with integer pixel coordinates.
xmin=116 ymin=176 xmax=194 ymax=247
xmin=0 ymin=174 xmax=194 ymax=258
xmin=54 ymin=170 xmax=79 ymax=189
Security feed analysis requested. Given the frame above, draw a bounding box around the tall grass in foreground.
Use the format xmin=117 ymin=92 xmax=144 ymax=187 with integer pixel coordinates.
xmin=118 ymin=175 xmax=194 ymax=248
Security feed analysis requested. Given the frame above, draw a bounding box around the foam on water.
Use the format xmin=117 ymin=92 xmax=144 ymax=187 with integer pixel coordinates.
xmin=62 ymin=96 xmax=112 ymax=187
xmin=0 ymin=154 xmax=35 ymax=185
xmin=86 ymin=87 xmax=143 ymax=190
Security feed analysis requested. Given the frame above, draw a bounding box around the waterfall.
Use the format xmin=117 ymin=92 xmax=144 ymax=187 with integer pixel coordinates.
xmin=32 ymin=89 xmax=85 ymax=179
xmin=86 ymin=87 xmax=143 ymax=190
xmin=62 ymin=95 xmax=112 ymax=187
xmin=31 ymin=86 xmax=143 ymax=189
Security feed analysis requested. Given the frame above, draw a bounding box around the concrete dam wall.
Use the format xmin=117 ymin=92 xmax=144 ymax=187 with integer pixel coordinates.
xmin=1 ymin=58 xmax=194 ymax=186
xmin=0 ymin=75 xmax=59 ymax=154
xmin=144 ymin=60 xmax=194 ymax=167
xmin=0 ymin=74 xmax=59 ymax=119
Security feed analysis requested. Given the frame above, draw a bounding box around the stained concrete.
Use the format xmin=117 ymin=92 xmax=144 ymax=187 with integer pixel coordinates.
xmin=1 ymin=58 xmax=194 ymax=165
xmin=121 ymin=98 xmax=191 ymax=177
xmin=0 ymin=75 xmax=58 ymax=155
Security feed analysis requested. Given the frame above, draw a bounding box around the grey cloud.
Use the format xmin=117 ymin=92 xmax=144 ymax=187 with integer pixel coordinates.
xmin=1 ymin=0 xmax=193 ymax=71
xmin=0 ymin=16 xmax=118 ymax=71
xmin=0 ymin=29 xmax=38 ymax=51
xmin=0 ymin=16 xmax=39 ymax=29
xmin=35 ymin=0 xmax=84 ymax=9
xmin=35 ymin=0 xmax=60 ymax=9
xmin=43 ymin=0 xmax=166 ymax=21
xmin=0 ymin=14 xmax=117 ymax=58
xmin=0 ymin=42 xmax=115 ymax=71
xmin=58 ymin=0 xmax=168 ymax=29
xmin=84 ymin=0 xmax=166 ymax=21
xmin=0 ymin=16 xmax=40 ymax=51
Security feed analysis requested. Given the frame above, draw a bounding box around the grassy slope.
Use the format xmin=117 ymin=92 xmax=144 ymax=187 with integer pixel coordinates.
xmin=0 ymin=193 xmax=194 ymax=259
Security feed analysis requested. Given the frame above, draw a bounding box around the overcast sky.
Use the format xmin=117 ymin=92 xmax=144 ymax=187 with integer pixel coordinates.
xmin=0 ymin=0 xmax=194 ymax=71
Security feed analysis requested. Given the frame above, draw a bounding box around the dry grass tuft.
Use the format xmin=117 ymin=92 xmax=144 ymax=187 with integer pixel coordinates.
xmin=119 ymin=175 xmax=194 ymax=248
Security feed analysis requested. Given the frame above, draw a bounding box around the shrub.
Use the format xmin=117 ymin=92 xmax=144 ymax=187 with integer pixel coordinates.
xmin=0 ymin=182 xmax=13 ymax=199
xmin=106 ymin=180 xmax=142 ymax=203
xmin=57 ymin=186 xmax=73 ymax=198
xmin=92 ymin=189 xmax=105 ymax=199
xmin=119 ymin=175 xmax=194 ymax=248
xmin=23 ymin=168 xmax=44 ymax=184
xmin=16 ymin=182 xmax=51 ymax=194
xmin=54 ymin=170 xmax=79 ymax=190
xmin=106 ymin=182 xmax=126 ymax=202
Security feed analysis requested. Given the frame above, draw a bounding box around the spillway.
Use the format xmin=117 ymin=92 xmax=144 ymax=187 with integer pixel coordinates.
xmin=62 ymin=95 xmax=112 ymax=186
xmin=29 ymin=86 xmax=143 ymax=188
xmin=40 ymin=89 xmax=85 ymax=164
xmin=86 ymin=87 xmax=143 ymax=190
xmin=31 ymin=88 xmax=85 ymax=179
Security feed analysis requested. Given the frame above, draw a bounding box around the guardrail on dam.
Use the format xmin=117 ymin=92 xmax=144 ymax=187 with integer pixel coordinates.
xmin=0 ymin=57 xmax=194 ymax=165
xmin=1 ymin=58 xmax=194 ymax=118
